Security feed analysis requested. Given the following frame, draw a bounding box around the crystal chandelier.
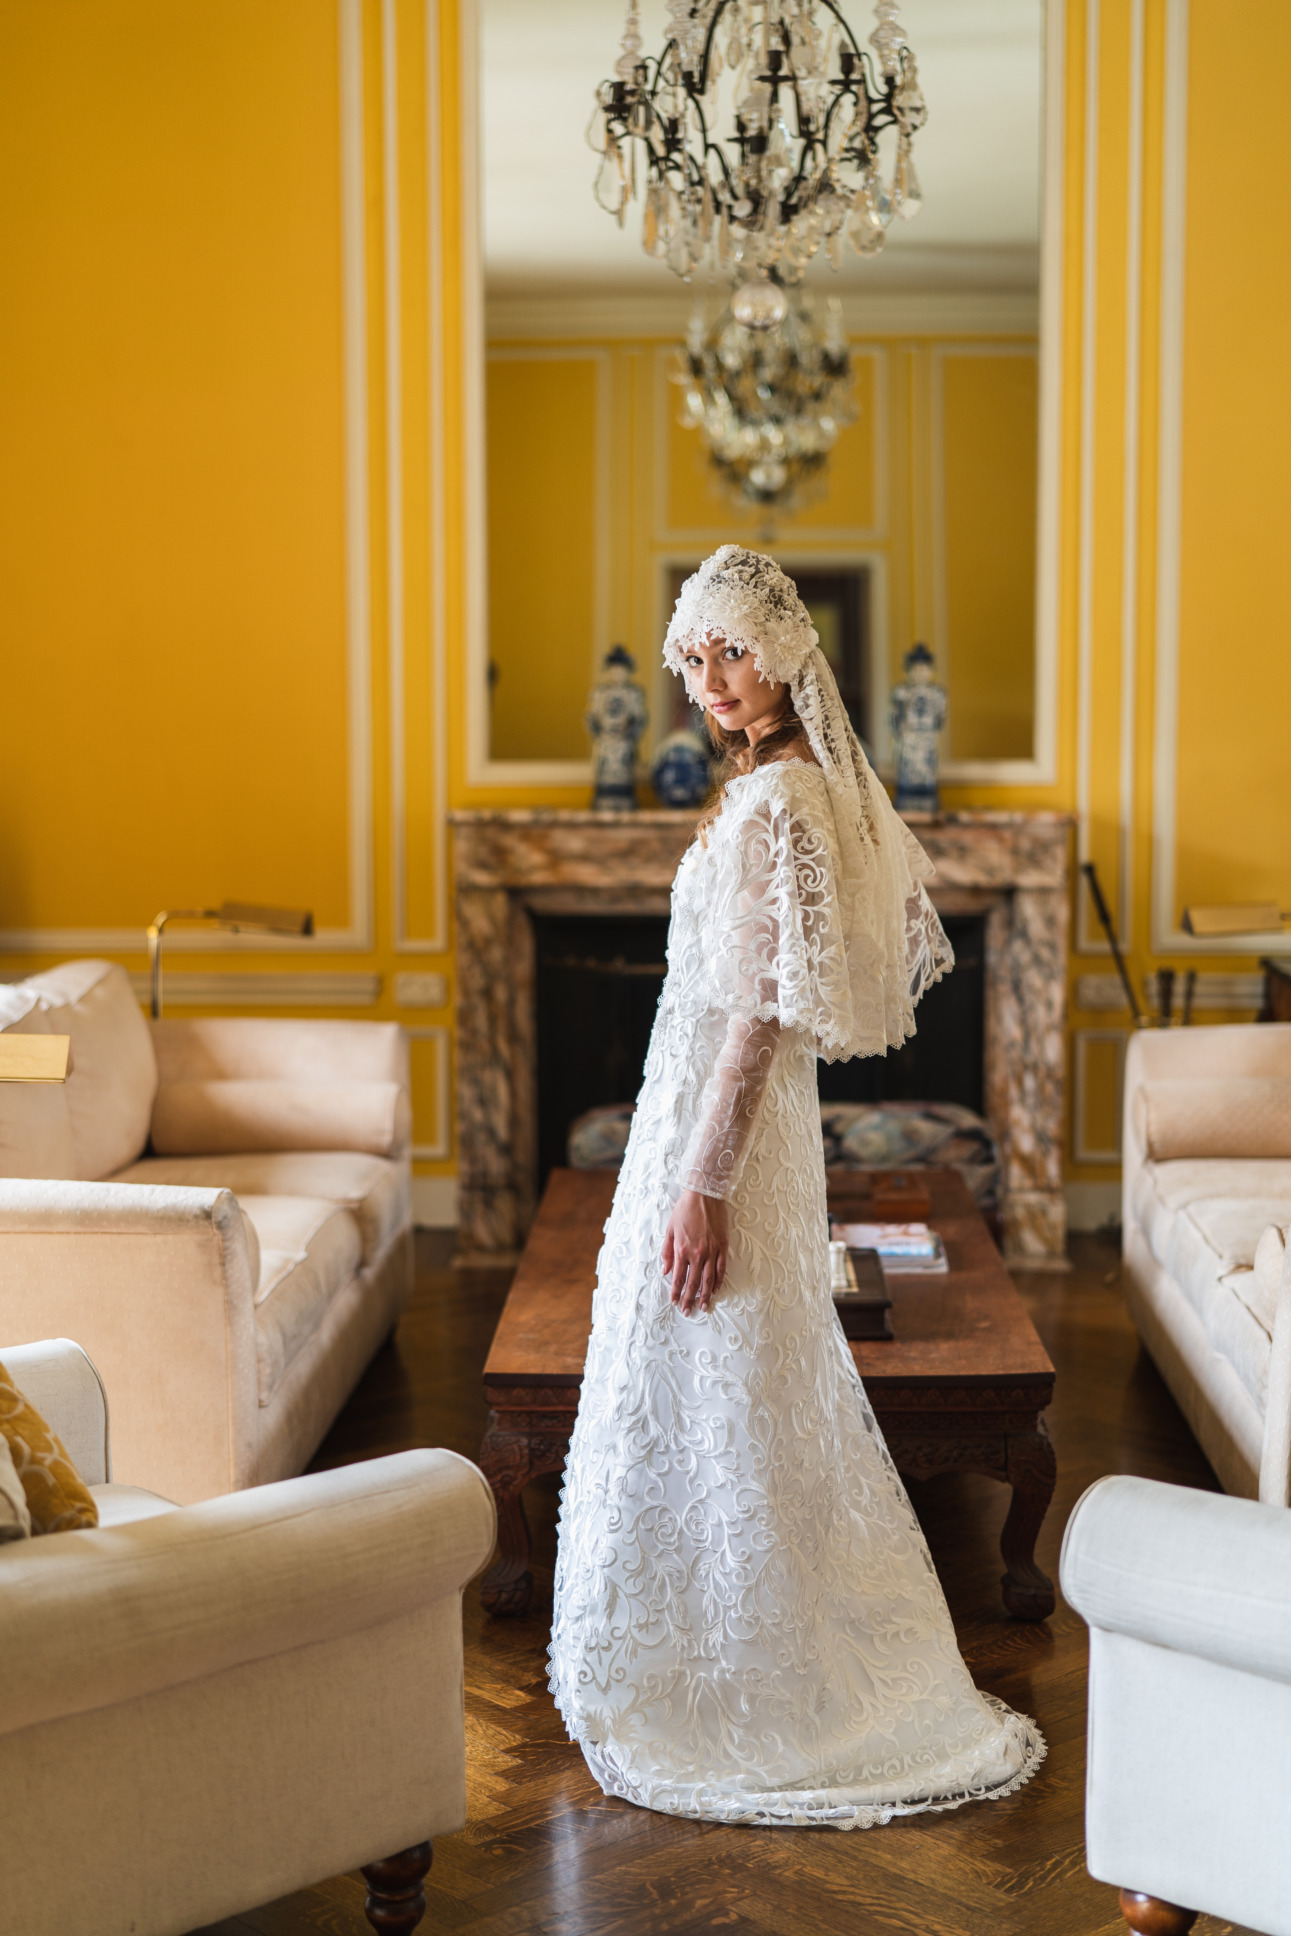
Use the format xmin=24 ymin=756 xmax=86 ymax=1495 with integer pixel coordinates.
xmin=590 ymin=1 xmax=926 ymax=324
xmin=675 ymin=290 xmax=858 ymax=518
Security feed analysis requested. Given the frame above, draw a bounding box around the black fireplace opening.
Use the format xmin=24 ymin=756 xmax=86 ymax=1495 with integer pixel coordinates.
xmin=534 ymin=914 xmax=670 ymax=1188
xmin=817 ymin=912 xmax=986 ymax=1115
xmin=534 ymin=909 xmax=987 ymax=1189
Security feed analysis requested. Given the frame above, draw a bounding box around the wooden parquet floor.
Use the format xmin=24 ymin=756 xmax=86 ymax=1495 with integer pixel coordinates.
xmin=195 ymin=1232 xmax=1260 ymax=1936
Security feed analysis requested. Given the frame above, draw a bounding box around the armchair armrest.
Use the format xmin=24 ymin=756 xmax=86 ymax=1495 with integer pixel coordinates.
xmin=0 ymin=1448 xmax=496 ymax=1739
xmin=0 ymin=1339 xmax=110 ymax=1484
xmin=1061 ymin=1473 xmax=1291 ymax=1685
xmin=0 ymin=1180 xmax=258 ymax=1501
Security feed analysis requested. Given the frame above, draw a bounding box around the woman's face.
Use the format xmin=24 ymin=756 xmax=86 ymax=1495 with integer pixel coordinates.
xmin=683 ymin=633 xmax=787 ymax=737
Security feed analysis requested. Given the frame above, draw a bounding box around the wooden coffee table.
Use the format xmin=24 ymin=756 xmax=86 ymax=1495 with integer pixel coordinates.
xmin=478 ymin=1167 xmax=1057 ymax=1621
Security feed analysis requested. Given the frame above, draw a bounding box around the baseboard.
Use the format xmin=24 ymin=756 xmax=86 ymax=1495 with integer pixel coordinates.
xmin=412 ymin=1175 xmax=459 ymax=1228
xmin=1065 ymin=1181 xmax=1122 ymax=1232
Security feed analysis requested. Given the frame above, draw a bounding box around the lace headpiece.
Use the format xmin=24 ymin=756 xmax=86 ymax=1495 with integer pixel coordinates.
xmin=663 ymin=545 xmax=819 ymax=685
xmin=663 ymin=544 xmax=953 ymax=1057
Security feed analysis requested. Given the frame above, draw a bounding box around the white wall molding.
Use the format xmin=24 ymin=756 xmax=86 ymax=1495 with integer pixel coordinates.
xmin=1073 ymin=0 xmax=1145 ymax=957
xmin=337 ymin=0 xmax=376 ymax=951
xmin=1066 ymin=1180 xmax=1122 ymax=1230
xmin=1147 ymin=4 xmax=1274 ymax=953
xmin=1074 ymin=971 xmax=1265 ymax=1014
xmin=1114 ymin=0 xmax=1146 ymax=957
xmin=1072 ymin=1026 xmax=1127 ymax=1164
xmin=470 ymin=344 xmax=611 ymax=787
xmin=1030 ymin=0 xmax=1066 ymax=802
xmin=1073 ymin=0 xmax=1103 ymax=949
xmin=407 ymin=1022 xmax=451 ymax=1159
xmin=0 ymin=0 xmax=375 ymax=959
xmin=390 ymin=0 xmax=450 ymax=955
xmin=928 ymin=341 xmax=1050 ymax=786
xmin=121 ymin=971 xmax=382 ymax=1008
xmin=486 ymin=287 xmax=1041 ymax=345
xmin=411 ymin=1174 xmax=458 ymax=1225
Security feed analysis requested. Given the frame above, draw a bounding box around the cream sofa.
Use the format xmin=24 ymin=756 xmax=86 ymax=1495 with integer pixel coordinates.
xmin=1062 ymin=1460 xmax=1291 ymax=1935
xmin=1122 ymin=1022 xmax=1291 ymax=1502
xmin=0 ymin=960 xmax=413 ymax=1501
xmin=0 ymin=1338 xmax=494 ymax=1936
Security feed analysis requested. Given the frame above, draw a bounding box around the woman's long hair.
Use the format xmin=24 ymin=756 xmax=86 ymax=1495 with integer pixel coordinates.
xmin=695 ymin=695 xmax=810 ymax=839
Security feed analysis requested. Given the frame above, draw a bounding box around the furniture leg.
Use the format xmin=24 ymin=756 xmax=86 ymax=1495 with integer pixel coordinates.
xmin=360 ymin=1841 xmax=432 ymax=1934
xmin=476 ymin=1402 xmax=576 ymax=1616
xmin=1000 ymin=1420 xmax=1057 ymax=1620
xmin=477 ymin=1417 xmax=537 ymax=1616
xmin=1118 ymin=1889 xmax=1198 ymax=1935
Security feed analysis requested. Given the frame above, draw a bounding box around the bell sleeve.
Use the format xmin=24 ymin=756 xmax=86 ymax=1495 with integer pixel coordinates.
xmin=676 ymin=768 xmax=852 ymax=1200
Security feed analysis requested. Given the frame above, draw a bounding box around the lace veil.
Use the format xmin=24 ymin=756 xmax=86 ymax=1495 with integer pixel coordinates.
xmin=664 ymin=544 xmax=953 ymax=1059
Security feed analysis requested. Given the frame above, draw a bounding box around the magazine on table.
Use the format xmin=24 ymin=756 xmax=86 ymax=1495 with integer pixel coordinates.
xmin=830 ymin=1221 xmax=949 ymax=1274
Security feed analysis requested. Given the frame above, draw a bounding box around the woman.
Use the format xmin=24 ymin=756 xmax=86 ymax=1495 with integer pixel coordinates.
xmin=549 ymin=547 xmax=1044 ymax=1829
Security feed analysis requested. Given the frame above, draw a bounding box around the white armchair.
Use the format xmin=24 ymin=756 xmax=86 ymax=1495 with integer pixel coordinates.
xmin=1061 ymin=1470 xmax=1291 ymax=1936
xmin=0 ymin=1340 xmax=496 ymax=1936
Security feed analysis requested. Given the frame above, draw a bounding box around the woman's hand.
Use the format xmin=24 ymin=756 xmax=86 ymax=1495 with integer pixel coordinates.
xmin=662 ymin=1189 xmax=728 ymax=1317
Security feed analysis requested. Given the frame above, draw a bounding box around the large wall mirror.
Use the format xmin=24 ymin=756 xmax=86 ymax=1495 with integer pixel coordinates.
xmin=474 ymin=0 xmax=1055 ymax=787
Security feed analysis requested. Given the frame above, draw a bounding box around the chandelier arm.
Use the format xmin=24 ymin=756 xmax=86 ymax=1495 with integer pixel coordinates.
xmin=688 ymin=0 xmax=737 ymax=100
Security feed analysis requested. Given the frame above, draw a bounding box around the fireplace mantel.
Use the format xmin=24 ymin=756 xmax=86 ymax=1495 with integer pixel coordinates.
xmin=450 ymin=808 xmax=1072 ymax=1267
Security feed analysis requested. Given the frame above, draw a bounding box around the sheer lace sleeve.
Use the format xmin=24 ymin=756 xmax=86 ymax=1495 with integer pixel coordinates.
xmin=705 ymin=765 xmax=854 ymax=1061
xmin=678 ymin=1014 xmax=780 ymax=1200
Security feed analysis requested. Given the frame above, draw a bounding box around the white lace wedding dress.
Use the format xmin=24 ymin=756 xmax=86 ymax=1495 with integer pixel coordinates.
xmin=548 ymin=759 xmax=1045 ymax=1829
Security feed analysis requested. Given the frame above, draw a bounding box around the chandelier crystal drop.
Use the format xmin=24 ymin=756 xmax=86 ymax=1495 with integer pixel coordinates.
xmin=590 ymin=0 xmax=926 ymax=299
xmin=675 ymin=290 xmax=858 ymax=519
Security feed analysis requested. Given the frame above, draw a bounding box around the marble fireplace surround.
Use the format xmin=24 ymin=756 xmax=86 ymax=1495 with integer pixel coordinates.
xmin=451 ymin=810 xmax=1072 ymax=1268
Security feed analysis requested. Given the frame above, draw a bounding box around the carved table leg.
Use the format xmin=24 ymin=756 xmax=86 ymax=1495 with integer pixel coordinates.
xmin=1118 ymin=1889 xmax=1198 ymax=1935
xmin=1000 ymin=1420 xmax=1057 ymax=1620
xmin=477 ymin=1419 xmax=537 ymax=1616
xmin=361 ymin=1841 xmax=432 ymax=1934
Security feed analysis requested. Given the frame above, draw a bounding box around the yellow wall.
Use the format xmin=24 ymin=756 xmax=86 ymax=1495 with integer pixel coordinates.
xmin=484 ymin=337 xmax=1040 ymax=770
xmin=2 ymin=0 xmax=1289 ymax=1215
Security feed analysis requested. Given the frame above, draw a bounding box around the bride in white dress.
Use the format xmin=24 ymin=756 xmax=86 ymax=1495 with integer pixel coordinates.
xmin=548 ymin=547 xmax=1045 ymax=1829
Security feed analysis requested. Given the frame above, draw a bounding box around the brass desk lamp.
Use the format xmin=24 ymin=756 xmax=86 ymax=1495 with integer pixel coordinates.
xmin=147 ymin=902 xmax=314 ymax=1018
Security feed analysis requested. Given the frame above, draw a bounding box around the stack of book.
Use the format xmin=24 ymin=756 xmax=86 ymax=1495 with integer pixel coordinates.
xmin=830 ymin=1221 xmax=949 ymax=1274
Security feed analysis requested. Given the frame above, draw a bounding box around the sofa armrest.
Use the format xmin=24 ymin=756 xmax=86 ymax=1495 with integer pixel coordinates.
xmin=0 ymin=1339 xmax=110 ymax=1485
xmin=0 ymin=1181 xmax=258 ymax=1502
xmin=0 ymin=1448 xmax=495 ymax=1738
xmin=1061 ymin=1473 xmax=1291 ymax=1685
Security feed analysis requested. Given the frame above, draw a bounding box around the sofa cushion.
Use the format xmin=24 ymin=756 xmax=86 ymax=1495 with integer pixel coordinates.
xmin=1152 ymin=1198 xmax=1291 ymax=1416
xmin=0 ymin=990 xmax=75 ymax=1180
xmin=1210 ymin=1273 xmax=1276 ymax=1411
xmin=238 ymin=1197 xmax=363 ymax=1403
xmin=150 ymin=1078 xmax=409 ymax=1159
xmin=1244 ymin=1224 xmax=1289 ymax=1337
xmin=111 ymin=1151 xmax=408 ymax=1265
xmin=22 ymin=961 xmax=157 ymax=1180
xmin=1133 ymin=1078 xmax=1291 ymax=1161
xmin=1132 ymin=1159 xmax=1291 ymax=1267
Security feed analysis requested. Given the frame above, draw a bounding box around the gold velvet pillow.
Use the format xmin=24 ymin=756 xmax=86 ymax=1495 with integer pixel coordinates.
xmin=0 ymin=1360 xmax=98 ymax=1533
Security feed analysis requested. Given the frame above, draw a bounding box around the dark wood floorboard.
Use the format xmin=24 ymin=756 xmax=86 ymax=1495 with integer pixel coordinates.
xmin=193 ymin=1231 xmax=1260 ymax=1936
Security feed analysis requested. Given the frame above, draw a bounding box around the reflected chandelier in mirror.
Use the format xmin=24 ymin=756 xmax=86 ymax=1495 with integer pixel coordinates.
xmin=589 ymin=0 xmax=927 ymax=311
xmin=675 ymin=288 xmax=857 ymax=518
